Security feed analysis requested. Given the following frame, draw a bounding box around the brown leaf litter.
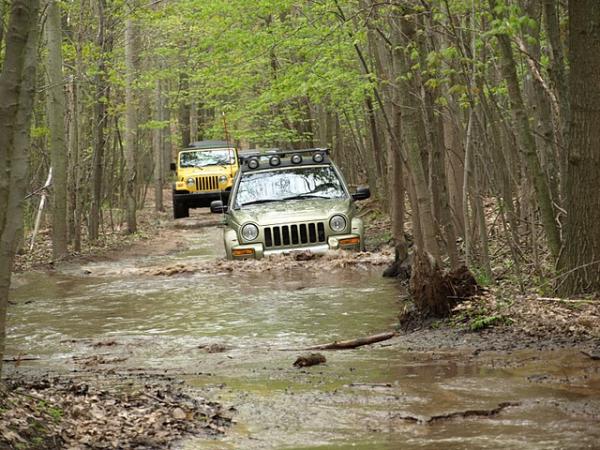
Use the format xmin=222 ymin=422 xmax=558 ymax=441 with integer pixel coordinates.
xmin=0 ymin=377 xmax=231 ymax=450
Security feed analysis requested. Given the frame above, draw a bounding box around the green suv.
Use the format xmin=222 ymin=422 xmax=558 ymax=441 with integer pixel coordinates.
xmin=210 ymin=149 xmax=370 ymax=260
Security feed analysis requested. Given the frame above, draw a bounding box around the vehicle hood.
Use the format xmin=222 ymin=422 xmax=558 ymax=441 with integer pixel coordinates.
xmin=178 ymin=165 xmax=233 ymax=180
xmin=232 ymin=198 xmax=352 ymax=226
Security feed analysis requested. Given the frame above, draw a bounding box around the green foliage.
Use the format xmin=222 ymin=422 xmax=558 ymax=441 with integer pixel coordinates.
xmin=472 ymin=267 xmax=493 ymax=287
xmin=469 ymin=314 xmax=509 ymax=331
xmin=134 ymin=0 xmax=371 ymax=146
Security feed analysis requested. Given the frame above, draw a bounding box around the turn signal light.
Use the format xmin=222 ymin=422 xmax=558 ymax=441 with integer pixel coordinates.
xmin=339 ymin=237 xmax=360 ymax=246
xmin=232 ymin=248 xmax=255 ymax=257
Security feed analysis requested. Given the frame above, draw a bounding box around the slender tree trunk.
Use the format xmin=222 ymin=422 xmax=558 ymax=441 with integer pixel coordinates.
xmin=190 ymin=101 xmax=198 ymax=143
xmin=0 ymin=0 xmax=7 ymax=49
xmin=153 ymin=78 xmax=165 ymax=211
xmin=45 ymin=0 xmax=68 ymax=259
xmin=0 ymin=0 xmax=40 ymax=373
xmin=542 ymin=0 xmax=569 ymax=202
xmin=178 ymin=73 xmax=190 ymax=148
xmin=89 ymin=0 xmax=108 ymax=241
xmin=67 ymin=73 xmax=81 ymax=250
xmin=462 ymin=110 xmax=474 ymax=268
xmin=490 ymin=0 xmax=561 ymax=261
xmin=396 ymin=13 xmax=439 ymax=261
xmin=124 ymin=1 xmax=138 ymax=233
xmin=558 ymin=1 xmax=600 ymax=295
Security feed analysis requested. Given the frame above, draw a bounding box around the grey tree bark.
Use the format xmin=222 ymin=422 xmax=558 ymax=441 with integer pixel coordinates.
xmin=45 ymin=0 xmax=68 ymax=259
xmin=558 ymin=1 xmax=600 ymax=295
xmin=153 ymin=78 xmax=165 ymax=212
xmin=0 ymin=0 xmax=40 ymax=373
xmin=124 ymin=1 xmax=138 ymax=233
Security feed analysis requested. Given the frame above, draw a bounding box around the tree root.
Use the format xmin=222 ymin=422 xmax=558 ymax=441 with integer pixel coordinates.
xmin=410 ymin=251 xmax=481 ymax=318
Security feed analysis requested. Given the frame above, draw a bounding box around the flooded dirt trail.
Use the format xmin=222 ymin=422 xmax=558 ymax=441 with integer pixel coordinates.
xmin=6 ymin=212 xmax=600 ymax=449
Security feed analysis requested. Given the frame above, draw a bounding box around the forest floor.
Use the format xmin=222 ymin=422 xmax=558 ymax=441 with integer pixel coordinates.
xmin=4 ymin=197 xmax=600 ymax=449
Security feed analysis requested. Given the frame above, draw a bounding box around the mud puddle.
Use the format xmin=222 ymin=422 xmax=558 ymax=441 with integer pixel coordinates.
xmin=6 ymin=213 xmax=600 ymax=449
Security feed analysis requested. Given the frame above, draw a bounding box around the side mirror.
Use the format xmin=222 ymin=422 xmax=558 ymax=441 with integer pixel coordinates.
xmin=170 ymin=162 xmax=177 ymax=171
xmin=210 ymin=200 xmax=228 ymax=213
xmin=352 ymin=186 xmax=371 ymax=201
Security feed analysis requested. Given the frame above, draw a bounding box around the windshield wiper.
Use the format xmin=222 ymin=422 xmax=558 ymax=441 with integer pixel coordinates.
xmin=240 ymin=199 xmax=282 ymax=206
xmin=282 ymin=194 xmax=332 ymax=201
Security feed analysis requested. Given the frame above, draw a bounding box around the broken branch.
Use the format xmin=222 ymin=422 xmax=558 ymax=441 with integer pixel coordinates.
xmin=394 ymin=401 xmax=520 ymax=424
xmin=304 ymin=331 xmax=396 ymax=350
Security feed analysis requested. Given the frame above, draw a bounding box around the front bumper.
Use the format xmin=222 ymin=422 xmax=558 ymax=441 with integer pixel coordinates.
xmin=226 ymin=233 xmax=362 ymax=260
xmin=173 ymin=190 xmax=230 ymax=207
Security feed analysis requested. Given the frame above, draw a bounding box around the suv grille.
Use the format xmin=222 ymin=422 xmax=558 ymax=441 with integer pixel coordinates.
xmin=264 ymin=222 xmax=326 ymax=248
xmin=195 ymin=176 xmax=219 ymax=191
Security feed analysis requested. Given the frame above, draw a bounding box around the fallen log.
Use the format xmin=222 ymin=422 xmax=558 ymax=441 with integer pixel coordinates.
xmin=3 ymin=356 xmax=41 ymax=363
xmin=536 ymin=297 xmax=598 ymax=304
xmin=304 ymin=331 xmax=396 ymax=350
xmin=580 ymin=350 xmax=600 ymax=360
xmin=394 ymin=401 xmax=520 ymax=424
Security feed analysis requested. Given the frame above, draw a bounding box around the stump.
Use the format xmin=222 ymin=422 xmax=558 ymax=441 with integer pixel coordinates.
xmin=409 ymin=251 xmax=480 ymax=318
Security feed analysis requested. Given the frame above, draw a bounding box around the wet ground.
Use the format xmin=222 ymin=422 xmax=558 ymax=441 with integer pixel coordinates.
xmin=6 ymin=212 xmax=600 ymax=449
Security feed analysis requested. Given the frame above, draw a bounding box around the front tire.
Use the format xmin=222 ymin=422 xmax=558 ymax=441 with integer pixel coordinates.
xmin=173 ymin=199 xmax=189 ymax=219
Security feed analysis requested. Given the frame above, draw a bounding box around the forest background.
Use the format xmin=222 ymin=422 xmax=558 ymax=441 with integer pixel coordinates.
xmin=1 ymin=0 xmax=599 ymax=366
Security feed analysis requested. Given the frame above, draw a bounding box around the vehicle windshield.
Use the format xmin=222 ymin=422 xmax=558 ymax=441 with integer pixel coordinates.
xmin=179 ymin=149 xmax=235 ymax=168
xmin=235 ymin=166 xmax=347 ymax=208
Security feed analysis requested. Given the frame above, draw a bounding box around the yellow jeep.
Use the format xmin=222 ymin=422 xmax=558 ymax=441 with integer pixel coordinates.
xmin=171 ymin=140 xmax=239 ymax=218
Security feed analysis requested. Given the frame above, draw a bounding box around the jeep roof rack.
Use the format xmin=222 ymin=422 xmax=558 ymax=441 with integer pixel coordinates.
xmin=241 ymin=148 xmax=331 ymax=171
xmin=187 ymin=140 xmax=232 ymax=149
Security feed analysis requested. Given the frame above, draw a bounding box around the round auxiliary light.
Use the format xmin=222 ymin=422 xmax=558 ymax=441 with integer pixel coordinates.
xmin=291 ymin=154 xmax=303 ymax=164
xmin=241 ymin=223 xmax=259 ymax=241
xmin=186 ymin=177 xmax=195 ymax=186
xmin=312 ymin=152 xmax=325 ymax=163
xmin=247 ymin=158 xmax=260 ymax=169
xmin=329 ymin=215 xmax=347 ymax=232
xmin=219 ymin=175 xmax=227 ymax=183
xmin=269 ymin=155 xmax=281 ymax=166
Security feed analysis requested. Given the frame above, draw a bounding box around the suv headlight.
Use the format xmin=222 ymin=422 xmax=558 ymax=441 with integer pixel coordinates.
xmin=186 ymin=177 xmax=195 ymax=186
xmin=241 ymin=223 xmax=259 ymax=241
xmin=329 ymin=215 xmax=347 ymax=232
xmin=219 ymin=175 xmax=228 ymax=183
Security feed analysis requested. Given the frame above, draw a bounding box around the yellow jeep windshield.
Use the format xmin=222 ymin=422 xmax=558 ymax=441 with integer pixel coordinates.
xmin=179 ymin=149 xmax=236 ymax=168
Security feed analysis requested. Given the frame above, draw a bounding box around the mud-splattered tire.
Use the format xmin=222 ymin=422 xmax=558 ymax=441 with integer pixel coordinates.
xmin=173 ymin=200 xmax=189 ymax=219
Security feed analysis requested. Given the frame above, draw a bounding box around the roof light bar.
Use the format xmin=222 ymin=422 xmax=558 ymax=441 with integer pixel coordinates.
xmin=312 ymin=152 xmax=325 ymax=163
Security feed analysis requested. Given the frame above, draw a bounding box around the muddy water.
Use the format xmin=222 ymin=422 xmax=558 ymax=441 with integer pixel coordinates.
xmin=6 ymin=218 xmax=600 ymax=449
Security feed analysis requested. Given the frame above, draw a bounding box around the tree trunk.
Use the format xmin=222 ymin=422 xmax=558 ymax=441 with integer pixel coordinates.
xmin=0 ymin=0 xmax=7 ymax=49
xmin=124 ymin=1 xmax=138 ymax=233
xmin=89 ymin=0 xmax=109 ymax=241
xmin=178 ymin=73 xmax=190 ymax=148
xmin=490 ymin=0 xmax=561 ymax=261
xmin=557 ymin=2 xmax=600 ymax=295
xmin=542 ymin=0 xmax=570 ymax=201
xmin=396 ymin=13 xmax=439 ymax=261
xmin=153 ymin=78 xmax=165 ymax=211
xmin=0 ymin=0 xmax=40 ymax=373
xmin=45 ymin=0 xmax=68 ymax=259
xmin=67 ymin=72 xmax=82 ymax=251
